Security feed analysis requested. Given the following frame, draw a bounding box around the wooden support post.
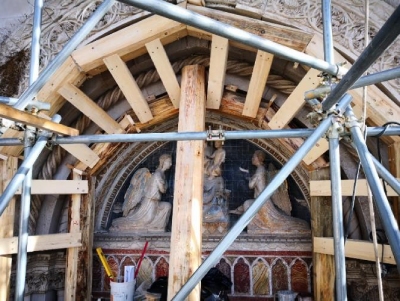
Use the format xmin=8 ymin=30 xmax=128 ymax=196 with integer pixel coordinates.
xmin=76 ymin=176 xmax=95 ymax=301
xmin=206 ymin=35 xmax=229 ymax=109
xmin=65 ymin=172 xmax=81 ymax=301
xmin=103 ymin=54 xmax=154 ymax=121
xmin=146 ymin=39 xmax=181 ymax=108
xmin=168 ymin=65 xmax=205 ymax=301
xmin=0 ymin=157 xmax=18 ymax=301
xmin=311 ymin=168 xmax=335 ymax=301
xmin=59 ymin=83 xmax=125 ymax=134
xmin=242 ymin=51 xmax=273 ymax=118
xmin=388 ymin=142 xmax=400 ymax=226
xmin=268 ymin=68 xmax=321 ymax=129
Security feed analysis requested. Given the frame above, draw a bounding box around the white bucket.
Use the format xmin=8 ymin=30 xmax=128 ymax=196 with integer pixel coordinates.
xmin=110 ymin=280 xmax=136 ymax=301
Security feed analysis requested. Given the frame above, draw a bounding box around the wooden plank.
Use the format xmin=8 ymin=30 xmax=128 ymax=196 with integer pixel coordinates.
xmin=10 ymin=180 xmax=88 ymax=195
xmin=65 ymin=172 xmax=81 ymax=301
xmin=303 ymin=139 xmax=329 ymax=165
xmin=168 ymin=65 xmax=205 ymax=301
xmin=60 ymin=144 xmax=100 ymax=169
xmin=103 ymin=54 xmax=154 ymax=122
xmin=310 ymin=168 xmax=334 ymax=301
xmin=242 ymin=51 xmax=273 ymax=118
xmin=58 ymin=83 xmax=124 ymax=134
xmin=0 ymin=128 xmax=24 ymax=157
xmin=0 ymin=158 xmax=18 ymax=301
xmin=37 ymin=56 xmax=86 ymax=116
xmin=0 ymin=232 xmax=82 ymax=255
xmin=187 ymin=5 xmax=312 ymax=52
xmin=268 ymin=68 xmax=321 ymax=129
xmin=310 ymin=179 xmax=399 ymax=197
xmin=314 ymin=237 xmax=395 ymax=265
xmin=75 ymin=114 xmax=136 ymax=173
xmin=146 ymin=39 xmax=181 ymax=108
xmin=305 ymin=34 xmax=400 ymax=143
xmin=76 ymin=176 xmax=95 ymax=300
xmin=71 ymin=15 xmax=187 ymax=74
xmin=206 ymin=35 xmax=229 ymax=109
xmin=0 ymin=104 xmax=79 ymax=136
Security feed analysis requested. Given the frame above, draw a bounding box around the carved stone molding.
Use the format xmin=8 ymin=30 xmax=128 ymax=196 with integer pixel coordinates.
xmin=1 ymin=0 xmax=398 ymax=100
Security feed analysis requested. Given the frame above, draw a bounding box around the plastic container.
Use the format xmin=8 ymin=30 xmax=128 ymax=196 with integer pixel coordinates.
xmin=110 ymin=280 xmax=136 ymax=301
xmin=276 ymin=290 xmax=298 ymax=301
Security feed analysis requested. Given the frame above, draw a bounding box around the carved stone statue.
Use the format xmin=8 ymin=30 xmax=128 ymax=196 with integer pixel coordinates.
xmin=109 ymin=154 xmax=172 ymax=233
xmin=230 ymin=150 xmax=309 ymax=234
xmin=203 ymin=141 xmax=229 ymax=234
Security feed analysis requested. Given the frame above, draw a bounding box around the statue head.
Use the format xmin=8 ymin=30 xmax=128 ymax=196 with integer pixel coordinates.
xmin=252 ymin=150 xmax=266 ymax=166
xmin=159 ymin=154 xmax=172 ymax=171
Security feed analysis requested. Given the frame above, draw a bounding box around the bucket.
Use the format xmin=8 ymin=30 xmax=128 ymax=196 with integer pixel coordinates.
xmin=110 ymin=280 xmax=136 ymax=301
xmin=276 ymin=290 xmax=298 ymax=301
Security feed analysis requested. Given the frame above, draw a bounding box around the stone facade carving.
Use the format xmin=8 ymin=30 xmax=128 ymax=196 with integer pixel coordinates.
xmin=230 ymin=150 xmax=310 ymax=234
xmin=109 ymin=154 xmax=172 ymax=233
xmin=1 ymin=0 xmax=398 ymax=99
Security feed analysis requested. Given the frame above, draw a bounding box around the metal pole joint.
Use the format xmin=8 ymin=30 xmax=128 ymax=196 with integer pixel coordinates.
xmin=328 ymin=117 xmax=345 ymax=139
xmin=207 ymin=125 xmax=225 ymax=141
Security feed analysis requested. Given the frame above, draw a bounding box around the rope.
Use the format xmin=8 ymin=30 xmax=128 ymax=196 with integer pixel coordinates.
xmin=29 ymin=55 xmax=297 ymax=232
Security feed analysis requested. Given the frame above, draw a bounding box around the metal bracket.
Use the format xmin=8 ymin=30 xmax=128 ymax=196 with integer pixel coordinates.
xmin=206 ymin=126 xmax=225 ymax=141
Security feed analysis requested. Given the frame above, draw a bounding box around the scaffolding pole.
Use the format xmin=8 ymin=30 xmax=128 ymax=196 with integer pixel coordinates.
xmin=321 ymin=5 xmax=400 ymax=111
xmin=346 ymin=107 xmax=400 ymax=273
xmin=1 ymin=126 xmax=400 ymax=146
xmin=118 ymin=0 xmax=342 ymax=76
xmin=329 ymin=126 xmax=347 ymax=300
xmin=372 ymin=155 xmax=400 ymax=197
xmin=305 ymin=66 xmax=400 ymax=100
xmin=0 ymin=116 xmax=61 ymax=216
xmin=14 ymin=0 xmax=44 ymax=299
xmin=13 ymin=0 xmax=115 ymax=111
xmin=172 ymin=94 xmax=354 ymax=300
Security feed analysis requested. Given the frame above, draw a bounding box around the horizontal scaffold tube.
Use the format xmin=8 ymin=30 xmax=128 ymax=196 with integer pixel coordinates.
xmin=1 ymin=127 xmax=400 ymax=146
xmin=117 ymin=0 xmax=341 ymax=76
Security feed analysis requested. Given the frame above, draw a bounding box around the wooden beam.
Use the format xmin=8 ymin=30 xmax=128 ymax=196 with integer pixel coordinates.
xmin=65 ymin=172 xmax=81 ymax=301
xmin=314 ymin=237 xmax=395 ymax=265
xmin=146 ymin=39 xmax=181 ymax=108
xmin=268 ymin=68 xmax=321 ymax=129
xmin=0 ymin=158 xmax=17 ymax=301
xmin=0 ymin=104 xmax=79 ymax=136
xmin=303 ymin=139 xmax=329 ymax=165
xmin=71 ymin=15 xmax=187 ymax=74
xmin=310 ymin=168 xmax=334 ymax=301
xmin=10 ymin=180 xmax=88 ymax=195
xmin=60 ymin=144 xmax=100 ymax=169
xmin=103 ymin=54 xmax=154 ymax=122
xmin=310 ymin=179 xmax=399 ymax=197
xmin=168 ymin=65 xmax=205 ymax=301
xmin=36 ymin=57 xmax=86 ymax=116
xmin=76 ymin=176 xmax=95 ymax=300
xmin=242 ymin=51 xmax=273 ymax=118
xmin=58 ymin=83 xmax=124 ymax=134
xmin=0 ymin=233 xmax=82 ymax=255
xmin=206 ymin=35 xmax=229 ymax=109
xmin=75 ymin=114 xmax=136 ymax=173
xmin=187 ymin=5 xmax=312 ymax=52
